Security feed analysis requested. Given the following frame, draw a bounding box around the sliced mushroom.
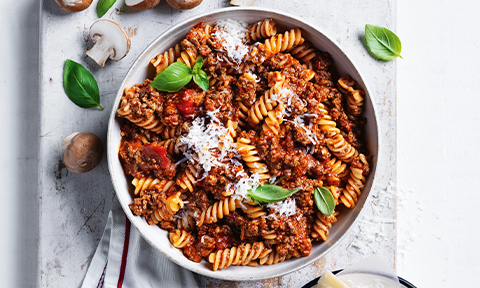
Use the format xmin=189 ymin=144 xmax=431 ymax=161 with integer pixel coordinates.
xmin=62 ymin=132 xmax=104 ymax=173
xmin=125 ymin=0 xmax=161 ymax=10
xmin=166 ymin=0 xmax=202 ymax=10
xmin=55 ymin=0 xmax=93 ymax=12
xmin=86 ymin=20 xmax=131 ymax=67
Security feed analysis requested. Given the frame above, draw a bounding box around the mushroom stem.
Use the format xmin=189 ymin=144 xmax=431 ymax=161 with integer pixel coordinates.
xmin=62 ymin=132 xmax=81 ymax=149
xmin=86 ymin=37 xmax=114 ymax=67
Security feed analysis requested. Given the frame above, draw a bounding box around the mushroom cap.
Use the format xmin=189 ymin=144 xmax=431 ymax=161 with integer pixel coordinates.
xmin=89 ymin=19 xmax=131 ymax=61
xmin=125 ymin=0 xmax=161 ymax=10
xmin=54 ymin=0 xmax=93 ymax=12
xmin=63 ymin=132 xmax=104 ymax=174
xmin=230 ymin=0 xmax=255 ymax=6
xmin=166 ymin=0 xmax=203 ymax=10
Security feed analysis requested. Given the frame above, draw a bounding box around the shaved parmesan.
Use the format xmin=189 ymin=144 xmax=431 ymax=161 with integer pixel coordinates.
xmin=234 ymin=172 xmax=260 ymax=201
xmin=287 ymin=114 xmax=319 ymax=147
xmin=212 ymin=19 xmax=249 ymax=63
xmin=267 ymin=198 xmax=296 ymax=219
xmin=178 ymin=115 xmax=238 ymax=174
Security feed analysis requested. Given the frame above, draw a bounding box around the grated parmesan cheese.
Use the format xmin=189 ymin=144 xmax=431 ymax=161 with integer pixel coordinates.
xmin=233 ymin=172 xmax=260 ymax=201
xmin=178 ymin=113 xmax=239 ymax=175
xmin=212 ymin=19 xmax=250 ymax=63
xmin=287 ymin=114 xmax=319 ymax=146
xmin=267 ymin=198 xmax=296 ymax=219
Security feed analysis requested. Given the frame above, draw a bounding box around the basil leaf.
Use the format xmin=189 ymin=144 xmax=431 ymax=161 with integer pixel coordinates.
xmin=192 ymin=57 xmax=209 ymax=91
xmin=192 ymin=57 xmax=204 ymax=74
xmin=314 ymin=187 xmax=335 ymax=216
xmin=151 ymin=62 xmax=193 ymax=93
xmin=248 ymin=184 xmax=300 ymax=203
xmin=193 ymin=70 xmax=209 ymax=91
xmin=63 ymin=59 xmax=103 ymax=110
xmin=364 ymin=24 xmax=402 ymax=61
xmin=97 ymin=0 xmax=116 ymax=18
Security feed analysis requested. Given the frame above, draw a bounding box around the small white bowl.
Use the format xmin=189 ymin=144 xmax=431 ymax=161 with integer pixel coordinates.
xmin=107 ymin=7 xmax=380 ymax=281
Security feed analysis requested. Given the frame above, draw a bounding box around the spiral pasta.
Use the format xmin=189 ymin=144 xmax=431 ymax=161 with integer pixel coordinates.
xmin=176 ymin=163 xmax=198 ymax=192
xmin=258 ymin=251 xmax=290 ymax=265
xmin=328 ymin=186 xmax=344 ymax=205
xmin=150 ymin=44 xmax=182 ymax=75
xmin=226 ymin=61 xmax=256 ymax=75
xmin=177 ymin=48 xmax=197 ymax=69
xmin=246 ymin=19 xmax=277 ymax=43
xmin=262 ymin=231 xmax=278 ymax=241
xmin=150 ymin=24 xmax=211 ymax=73
xmin=208 ymin=242 xmax=272 ymax=271
xmin=161 ymin=123 xmax=189 ymax=140
xmin=311 ymin=210 xmax=339 ymax=241
xmin=315 ymin=103 xmax=340 ymax=137
xmin=175 ymin=209 xmax=197 ymax=231
xmin=154 ymin=137 xmax=181 ymax=155
xmin=148 ymin=207 xmax=172 ymax=225
xmin=267 ymin=71 xmax=286 ymax=85
xmin=219 ymin=119 xmax=238 ymax=150
xmin=262 ymin=102 xmax=285 ymax=135
xmin=237 ymin=100 xmax=253 ymax=127
xmin=325 ymin=157 xmax=350 ymax=186
xmin=169 ymin=229 xmax=193 ymax=248
xmin=240 ymin=202 xmax=267 ymax=219
xmin=273 ymin=53 xmax=316 ymax=81
xmin=326 ymin=134 xmax=358 ymax=163
xmin=166 ymin=191 xmax=184 ymax=214
xmin=117 ymin=86 xmax=166 ymax=134
xmin=338 ymin=75 xmax=365 ymax=117
xmin=132 ymin=177 xmax=174 ymax=196
xmin=247 ymin=81 xmax=284 ymax=126
xmin=341 ymin=154 xmax=369 ymax=208
xmin=289 ymin=42 xmax=316 ymax=64
xmin=261 ymin=28 xmax=304 ymax=54
xmin=235 ymin=137 xmax=270 ymax=181
xmin=197 ymin=196 xmax=239 ymax=226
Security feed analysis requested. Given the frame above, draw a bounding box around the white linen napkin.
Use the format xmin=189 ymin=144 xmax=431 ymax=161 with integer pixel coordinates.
xmin=81 ymin=210 xmax=201 ymax=288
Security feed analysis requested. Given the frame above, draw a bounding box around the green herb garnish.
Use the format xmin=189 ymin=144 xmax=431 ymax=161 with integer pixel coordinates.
xmin=97 ymin=0 xmax=117 ymax=18
xmin=151 ymin=57 xmax=209 ymax=93
xmin=314 ymin=187 xmax=335 ymax=216
xmin=63 ymin=59 xmax=103 ymax=110
xmin=247 ymin=184 xmax=300 ymax=203
xmin=364 ymin=24 xmax=402 ymax=61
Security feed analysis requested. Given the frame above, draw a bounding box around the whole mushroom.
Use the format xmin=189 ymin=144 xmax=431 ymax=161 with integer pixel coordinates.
xmin=125 ymin=0 xmax=161 ymax=10
xmin=86 ymin=20 xmax=131 ymax=67
xmin=166 ymin=0 xmax=203 ymax=10
xmin=62 ymin=132 xmax=104 ymax=173
xmin=54 ymin=0 xmax=93 ymax=12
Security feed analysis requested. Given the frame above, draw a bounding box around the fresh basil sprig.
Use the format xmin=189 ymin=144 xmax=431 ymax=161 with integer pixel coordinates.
xmin=97 ymin=0 xmax=116 ymax=18
xmin=192 ymin=58 xmax=209 ymax=91
xmin=63 ymin=59 xmax=103 ymax=110
xmin=151 ymin=57 xmax=209 ymax=93
xmin=364 ymin=24 xmax=402 ymax=61
xmin=314 ymin=187 xmax=335 ymax=216
xmin=247 ymin=184 xmax=300 ymax=203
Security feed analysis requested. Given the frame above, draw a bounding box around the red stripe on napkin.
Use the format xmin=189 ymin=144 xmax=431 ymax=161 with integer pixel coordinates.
xmin=117 ymin=217 xmax=131 ymax=288
xmin=97 ymin=261 xmax=107 ymax=288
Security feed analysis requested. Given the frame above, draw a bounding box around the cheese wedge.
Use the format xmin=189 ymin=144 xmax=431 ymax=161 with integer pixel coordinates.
xmin=315 ymin=271 xmax=350 ymax=288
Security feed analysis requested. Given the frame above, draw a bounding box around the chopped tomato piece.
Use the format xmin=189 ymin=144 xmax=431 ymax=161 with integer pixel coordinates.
xmin=176 ymin=89 xmax=196 ymax=117
xmin=142 ymin=144 xmax=170 ymax=169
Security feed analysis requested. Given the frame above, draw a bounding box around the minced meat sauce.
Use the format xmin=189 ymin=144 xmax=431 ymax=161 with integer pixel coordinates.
xmin=116 ymin=19 xmax=370 ymax=269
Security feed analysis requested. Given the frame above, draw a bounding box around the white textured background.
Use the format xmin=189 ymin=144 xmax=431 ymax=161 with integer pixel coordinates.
xmin=0 ymin=0 xmax=477 ymax=287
